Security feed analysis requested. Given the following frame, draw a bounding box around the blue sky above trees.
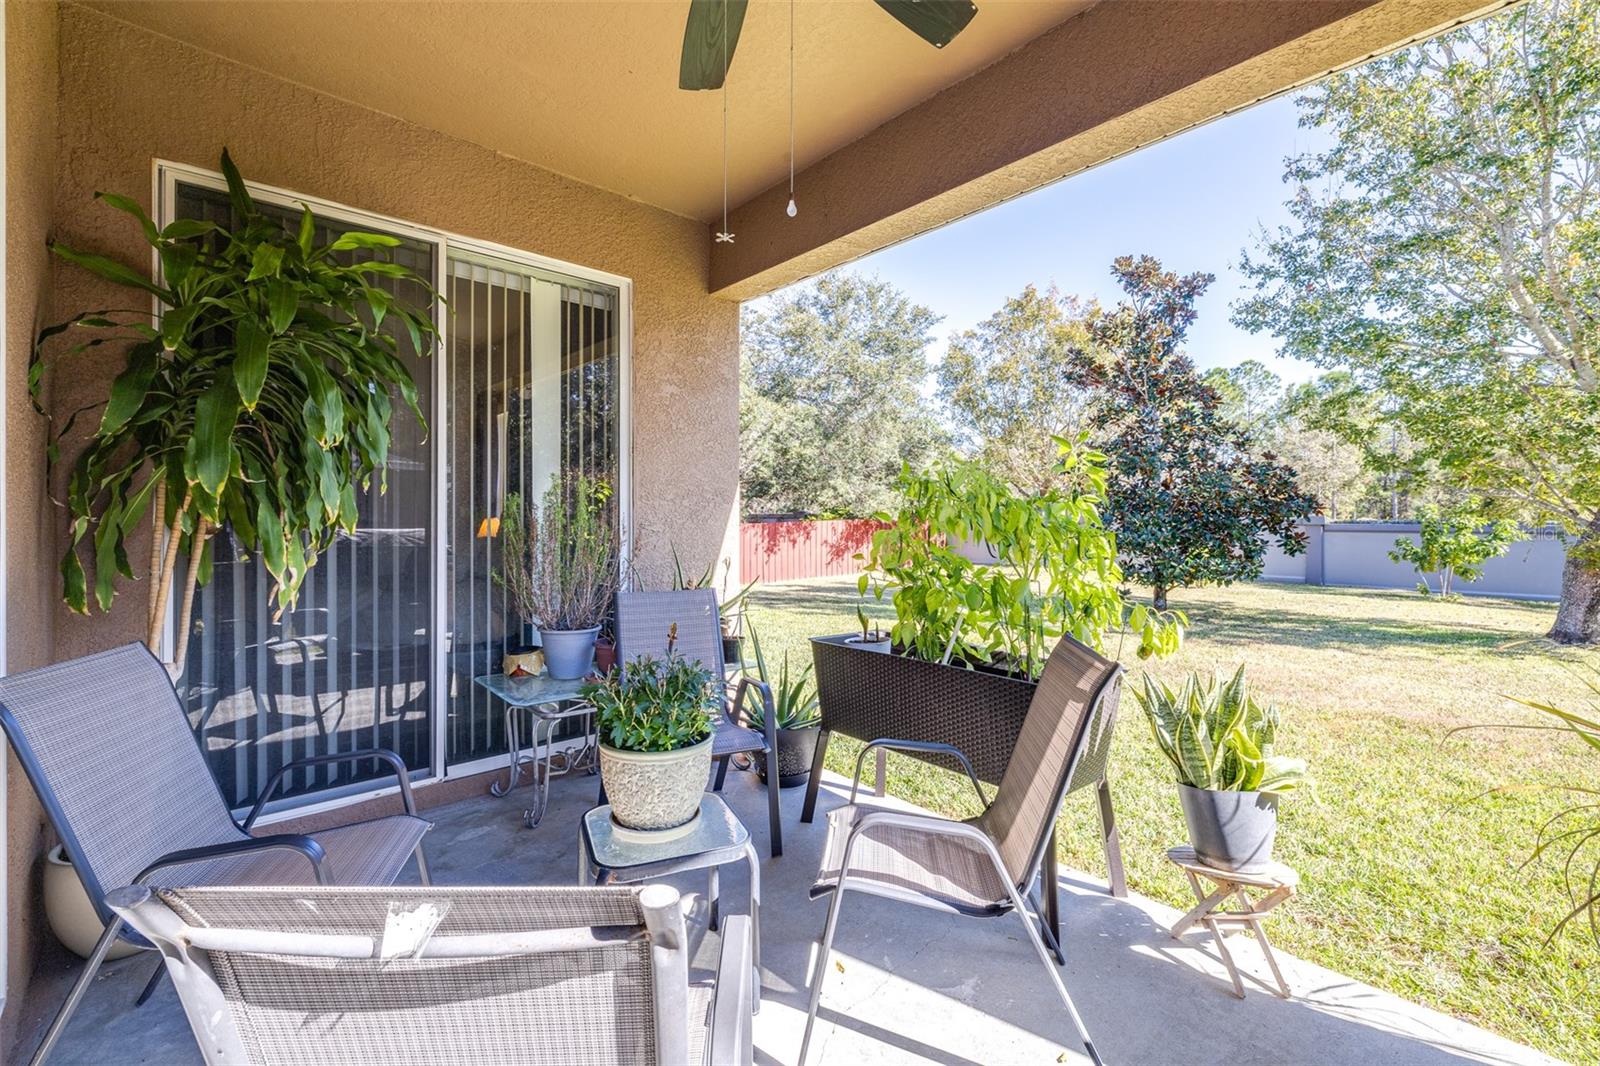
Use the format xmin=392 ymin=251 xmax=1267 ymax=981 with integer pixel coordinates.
xmin=785 ymin=91 xmax=1331 ymax=384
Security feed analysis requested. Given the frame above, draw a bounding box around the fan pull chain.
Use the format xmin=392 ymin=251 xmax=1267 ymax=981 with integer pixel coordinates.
xmin=716 ymin=0 xmax=735 ymax=244
xmin=786 ymin=0 xmax=798 ymax=218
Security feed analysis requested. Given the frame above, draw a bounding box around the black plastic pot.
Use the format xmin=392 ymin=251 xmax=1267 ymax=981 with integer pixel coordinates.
xmin=757 ymin=725 xmax=822 ymax=788
xmin=722 ymin=634 xmax=744 ymax=669
xmin=1177 ymin=784 xmax=1279 ymax=873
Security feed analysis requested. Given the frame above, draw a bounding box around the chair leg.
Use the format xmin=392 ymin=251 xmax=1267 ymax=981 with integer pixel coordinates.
xmin=765 ymin=755 xmax=784 ymax=858
xmin=798 ymin=883 xmax=850 ymax=1066
xmin=713 ymin=754 xmax=731 ymax=792
xmin=29 ymin=915 xmax=124 ymax=1066
xmin=1098 ymin=778 xmax=1127 ymax=898
xmin=1003 ymin=879 xmax=1102 ymax=1066
xmin=1041 ymin=833 xmax=1065 ymax=965
xmin=133 ymin=959 xmax=166 ymax=1007
xmin=413 ymin=841 xmax=433 ymax=886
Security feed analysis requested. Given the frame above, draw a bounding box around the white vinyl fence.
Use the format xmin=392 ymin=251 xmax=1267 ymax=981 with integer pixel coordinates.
xmin=1261 ymin=519 xmax=1567 ymax=601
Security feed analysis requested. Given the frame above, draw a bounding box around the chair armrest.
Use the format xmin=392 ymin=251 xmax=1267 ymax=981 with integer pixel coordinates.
xmin=136 ymin=834 xmax=333 ymax=885
xmin=730 ymin=677 xmax=778 ymax=753
xmin=243 ymin=748 xmax=419 ymax=831
xmin=707 ymin=914 xmax=754 ymax=1066
xmin=849 ymin=739 xmax=988 ymax=808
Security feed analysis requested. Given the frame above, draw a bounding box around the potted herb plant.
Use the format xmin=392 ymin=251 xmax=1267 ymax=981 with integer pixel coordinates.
xmin=739 ymin=626 xmax=823 ymax=788
xmin=496 ymin=475 xmax=619 ymax=680
xmin=1135 ymin=665 xmax=1310 ymax=872
xmin=582 ymin=642 xmax=717 ymax=832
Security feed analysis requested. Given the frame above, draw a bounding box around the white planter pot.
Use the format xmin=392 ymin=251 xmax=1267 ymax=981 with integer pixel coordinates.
xmin=45 ymin=845 xmax=139 ymax=960
xmin=599 ymin=736 xmax=714 ymax=831
xmin=846 ymin=636 xmax=892 ymax=653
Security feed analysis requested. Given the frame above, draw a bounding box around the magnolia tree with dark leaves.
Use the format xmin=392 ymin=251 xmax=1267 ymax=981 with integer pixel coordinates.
xmin=1070 ymin=256 xmax=1317 ymax=610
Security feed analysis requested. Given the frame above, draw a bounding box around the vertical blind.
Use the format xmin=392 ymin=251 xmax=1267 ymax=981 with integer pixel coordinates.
xmin=177 ymin=183 xmax=437 ymax=810
xmin=444 ymin=256 xmax=621 ymax=768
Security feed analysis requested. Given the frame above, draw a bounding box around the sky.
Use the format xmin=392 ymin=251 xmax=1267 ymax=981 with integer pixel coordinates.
xmin=779 ymin=90 xmax=1334 ymax=385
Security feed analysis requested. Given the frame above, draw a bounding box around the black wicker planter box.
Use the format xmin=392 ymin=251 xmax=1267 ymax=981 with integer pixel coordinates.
xmin=807 ymin=634 xmax=1037 ymax=793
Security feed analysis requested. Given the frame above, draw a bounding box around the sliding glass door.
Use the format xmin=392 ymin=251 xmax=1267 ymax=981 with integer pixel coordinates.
xmin=443 ymin=254 xmax=622 ymax=770
xmin=174 ymin=181 xmax=439 ymax=811
xmin=163 ymin=165 xmax=628 ymax=813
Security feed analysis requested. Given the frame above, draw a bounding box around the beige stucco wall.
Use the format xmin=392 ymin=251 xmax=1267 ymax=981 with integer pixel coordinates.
xmin=4 ymin=0 xmax=738 ymax=1043
xmin=4 ymin=0 xmax=60 ymax=1050
xmin=48 ymin=0 xmax=740 ymax=662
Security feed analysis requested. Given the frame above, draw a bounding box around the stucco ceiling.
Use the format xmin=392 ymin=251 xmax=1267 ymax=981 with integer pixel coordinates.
xmin=82 ymin=0 xmax=1094 ymax=222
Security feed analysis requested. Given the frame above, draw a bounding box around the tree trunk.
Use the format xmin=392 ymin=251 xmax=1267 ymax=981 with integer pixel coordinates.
xmin=1153 ymin=585 xmax=1169 ymax=611
xmin=1549 ymin=516 xmax=1600 ymax=645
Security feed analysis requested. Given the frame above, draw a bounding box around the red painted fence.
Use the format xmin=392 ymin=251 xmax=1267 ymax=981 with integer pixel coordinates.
xmin=739 ymin=518 xmax=888 ymax=583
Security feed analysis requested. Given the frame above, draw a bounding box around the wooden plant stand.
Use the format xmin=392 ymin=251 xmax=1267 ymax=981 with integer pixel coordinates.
xmin=1166 ymin=845 xmax=1298 ymax=999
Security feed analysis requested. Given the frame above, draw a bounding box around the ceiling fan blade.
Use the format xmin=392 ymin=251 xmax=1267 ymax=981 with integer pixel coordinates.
xmin=680 ymin=0 xmax=750 ymax=91
xmin=873 ymin=0 xmax=978 ymax=49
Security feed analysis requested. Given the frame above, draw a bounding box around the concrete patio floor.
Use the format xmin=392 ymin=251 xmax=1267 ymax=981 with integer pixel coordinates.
xmin=17 ymin=765 xmax=1558 ymax=1065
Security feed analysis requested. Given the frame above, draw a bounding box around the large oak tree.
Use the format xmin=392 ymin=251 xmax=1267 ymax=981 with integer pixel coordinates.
xmin=1235 ymin=0 xmax=1600 ymax=642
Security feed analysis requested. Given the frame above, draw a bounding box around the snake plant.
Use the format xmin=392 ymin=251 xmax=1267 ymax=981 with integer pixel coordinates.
xmin=1134 ymin=665 xmax=1310 ymax=794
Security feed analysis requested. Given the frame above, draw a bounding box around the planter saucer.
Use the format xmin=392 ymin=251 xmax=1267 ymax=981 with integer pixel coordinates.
xmin=609 ymin=809 xmax=702 ymax=845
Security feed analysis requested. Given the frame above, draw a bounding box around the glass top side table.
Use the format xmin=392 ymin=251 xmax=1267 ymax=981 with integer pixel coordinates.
xmin=473 ymin=672 xmax=595 ymax=827
xmin=579 ymin=794 xmax=762 ymax=1008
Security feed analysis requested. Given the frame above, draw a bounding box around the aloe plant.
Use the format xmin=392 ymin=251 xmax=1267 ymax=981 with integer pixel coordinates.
xmin=1134 ymin=666 xmax=1309 ymax=793
xmin=738 ymin=625 xmax=821 ymax=731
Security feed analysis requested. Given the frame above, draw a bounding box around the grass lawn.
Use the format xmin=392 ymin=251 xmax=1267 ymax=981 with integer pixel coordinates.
xmin=742 ymin=577 xmax=1600 ymax=1062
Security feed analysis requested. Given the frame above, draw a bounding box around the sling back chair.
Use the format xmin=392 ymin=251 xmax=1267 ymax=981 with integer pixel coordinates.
xmin=799 ymin=634 xmax=1123 ymax=1066
xmin=107 ymin=881 xmax=755 ymax=1065
xmin=0 ymin=642 xmax=433 ymax=1065
xmin=613 ymin=590 xmax=784 ymax=857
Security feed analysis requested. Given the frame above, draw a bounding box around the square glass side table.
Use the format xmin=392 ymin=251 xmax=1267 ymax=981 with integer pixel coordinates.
xmin=580 ymin=794 xmax=762 ymax=1006
xmin=474 ymin=672 xmax=595 ymax=827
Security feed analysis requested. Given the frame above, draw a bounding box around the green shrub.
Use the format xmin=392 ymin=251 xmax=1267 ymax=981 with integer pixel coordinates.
xmin=582 ymin=652 xmax=716 ymax=753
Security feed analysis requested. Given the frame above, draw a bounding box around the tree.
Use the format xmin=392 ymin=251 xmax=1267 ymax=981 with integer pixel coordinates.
xmin=938 ymin=285 xmax=1096 ymax=491
xmin=740 ymin=273 xmax=948 ymax=516
xmin=1201 ymin=360 xmax=1285 ymax=440
xmin=1389 ymin=501 xmax=1518 ymax=597
xmin=1070 ymin=256 xmax=1317 ymax=610
xmin=1234 ymin=0 xmax=1600 ymax=642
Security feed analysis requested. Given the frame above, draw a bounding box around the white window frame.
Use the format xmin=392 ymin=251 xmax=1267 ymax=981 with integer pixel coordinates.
xmin=152 ymin=160 xmax=633 ymax=822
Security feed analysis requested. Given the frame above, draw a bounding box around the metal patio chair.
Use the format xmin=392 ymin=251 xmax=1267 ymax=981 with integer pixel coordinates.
xmin=614 ymin=589 xmax=784 ymax=857
xmin=798 ymin=635 xmax=1122 ymax=1066
xmin=0 ymin=642 xmax=433 ymax=1065
xmin=107 ymin=881 xmax=755 ymax=1066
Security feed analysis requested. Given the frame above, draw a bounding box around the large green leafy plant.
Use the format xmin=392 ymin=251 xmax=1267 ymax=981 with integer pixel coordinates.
xmin=582 ymin=652 xmax=716 ymax=754
xmin=1389 ymin=502 xmax=1517 ymax=597
xmin=859 ymin=435 xmax=1183 ymax=678
xmin=1134 ymin=666 xmax=1310 ymax=793
xmin=34 ymin=150 xmax=436 ymax=672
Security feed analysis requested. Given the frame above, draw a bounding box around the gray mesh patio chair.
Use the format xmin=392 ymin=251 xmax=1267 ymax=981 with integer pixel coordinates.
xmin=615 ymin=590 xmax=784 ymax=857
xmin=106 ymin=881 xmax=755 ymax=1066
xmin=0 ymin=642 xmax=433 ymax=1065
xmin=798 ymin=635 xmax=1122 ymax=1066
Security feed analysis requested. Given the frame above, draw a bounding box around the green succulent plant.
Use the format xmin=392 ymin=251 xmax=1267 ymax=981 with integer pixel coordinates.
xmin=582 ymin=651 xmax=716 ymax=754
xmin=739 ymin=625 xmax=821 ymax=732
xmin=1135 ymin=666 xmax=1310 ymax=794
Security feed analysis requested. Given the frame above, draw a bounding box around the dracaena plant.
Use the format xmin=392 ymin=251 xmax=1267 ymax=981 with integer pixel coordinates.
xmin=33 ymin=150 xmax=437 ymax=673
xmin=1135 ymin=666 xmax=1310 ymax=793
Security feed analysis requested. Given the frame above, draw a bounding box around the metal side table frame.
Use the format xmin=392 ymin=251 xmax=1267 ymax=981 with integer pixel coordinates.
xmin=579 ymin=794 xmax=762 ymax=1010
xmin=474 ymin=672 xmax=597 ymax=827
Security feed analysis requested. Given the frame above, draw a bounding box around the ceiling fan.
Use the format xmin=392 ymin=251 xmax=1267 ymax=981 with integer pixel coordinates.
xmin=679 ymin=0 xmax=979 ymax=91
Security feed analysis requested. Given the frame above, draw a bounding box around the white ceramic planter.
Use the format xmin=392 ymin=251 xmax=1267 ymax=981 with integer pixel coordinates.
xmin=846 ymin=635 xmax=892 ymax=653
xmin=45 ymin=845 xmax=140 ymax=960
xmin=599 ymin=736 xmax=714 ymax=831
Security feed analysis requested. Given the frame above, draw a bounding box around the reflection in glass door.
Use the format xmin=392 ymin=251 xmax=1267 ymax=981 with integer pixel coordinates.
xmin=444 ymin=255 xmax=621 ymax=770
